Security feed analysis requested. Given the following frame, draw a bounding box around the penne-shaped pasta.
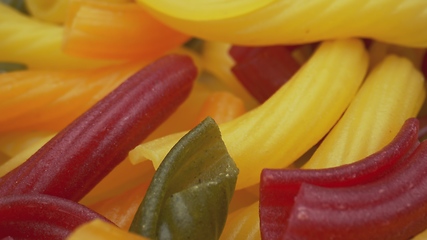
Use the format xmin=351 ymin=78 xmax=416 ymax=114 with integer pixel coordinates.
xmin=0 ymin=3 xmax=119 ymax=70
xmin=303 ymin=55 xmax=425 ymax=169
xmin=63 ymin=1 xmax=189 ymax=60
xmin=129 ymin=39 xmax=369 ymax=189
xmin=137 ymin=0 xmax=427 ymax=47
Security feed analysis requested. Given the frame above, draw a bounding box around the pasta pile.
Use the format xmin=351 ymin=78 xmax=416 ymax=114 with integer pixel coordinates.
xmin=0 ymin=0 xmax=427 ymax=239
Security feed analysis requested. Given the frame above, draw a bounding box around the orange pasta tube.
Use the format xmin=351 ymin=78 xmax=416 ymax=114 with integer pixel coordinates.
xmin=0 ymin=61 xmax=146 ymax=132
xmin=194 ymin=91 xmax=246 ymax=126
xmin=88 ymin=181 xmax=151 ymax=230
xmin=80 ymin=159 xmax=155 ymax=206
xmin=63 ymin=0 xmax=190 ymax=60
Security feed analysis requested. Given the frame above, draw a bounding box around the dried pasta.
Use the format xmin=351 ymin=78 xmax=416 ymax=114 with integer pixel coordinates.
xmin=0 ymin=3 xmax=119 ymax=69
xmin=0 ymin=61 xmax=142 ymax=132
xmin=129 ymin=39 xmax=369 ymax=189
xmin=303 ymin=55 xmax=425 ymax=169
xmin=137 ymin=0 xmax=427 ymax=47
xmin=63 ymin=0 xmax=189 ymax=60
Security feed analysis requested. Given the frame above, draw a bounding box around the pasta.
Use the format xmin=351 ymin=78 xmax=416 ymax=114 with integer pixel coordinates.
xmin=129 ymin=39 xmax=369 ymax=189
xmin=0 ymin=3 xmax=119 ymax=69
xmin=303 ymin=55 xmax=425 ymax=169
xmin=136 ymin=0 xmax=427 ymax=47
xmin=1 ymin=0 xmax=427 ymax=239
xmin=0 ymin=61 xmax=143 ymax=132
xmin=63 ymin=0 xmax=189 ymax=60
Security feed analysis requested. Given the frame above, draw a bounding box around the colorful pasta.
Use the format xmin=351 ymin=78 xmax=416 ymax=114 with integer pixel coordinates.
xmin=1 ymin=0 xmax=427 ymax=239
xmin=130 ymin=39 xmax=369 ymax=189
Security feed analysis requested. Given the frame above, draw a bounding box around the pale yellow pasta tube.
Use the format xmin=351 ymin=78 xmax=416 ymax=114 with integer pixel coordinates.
xmin=0 ymin=3 xmax=119 ymax=69
xmin=129 ymin=39 xmax=369 ymax=189
xmin=138 ymin=0 xmax=427 ymax=47
xmin=303 ymin=55 xmax=425 ymax=169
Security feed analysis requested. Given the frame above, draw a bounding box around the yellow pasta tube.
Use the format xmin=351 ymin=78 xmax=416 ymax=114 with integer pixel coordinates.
xmin=0 ymin=3 xmax=119 ymax=70
xmin=129 ymin=39 xmax=369 ymax=189
xmin=138 ymin=0 xmax=427 ymax=47
xmin=137 ymin=0 xmax=275 ymax=21
xmin=220 ymin=201 xmax=261 ymax=240
xmin=303 ymin=55 xmax=425 ymax=169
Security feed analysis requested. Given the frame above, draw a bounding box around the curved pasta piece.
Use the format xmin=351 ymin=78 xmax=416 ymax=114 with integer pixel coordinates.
xmin=63 ymin=1 xmax=189 ymax=60
xmin=303 ymin=55 xmax=425 ymax=169
xmin=129 ymin=39 xmax=369 ymax=189
xmin=138 ymin=0 xmax=427 ymax=47
xmin=136 ymin=0 xmax=275 ymax=21
xmin=0 ymin=4 xmax=120 ymax=70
